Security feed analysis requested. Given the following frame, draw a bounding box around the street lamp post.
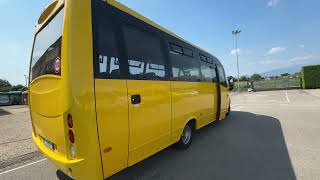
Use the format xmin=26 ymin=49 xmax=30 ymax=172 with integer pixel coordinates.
xmin=24 ymin=75 xmax=28 ymax=88
xmin=232 ymin=29 xmax=241 ymax=91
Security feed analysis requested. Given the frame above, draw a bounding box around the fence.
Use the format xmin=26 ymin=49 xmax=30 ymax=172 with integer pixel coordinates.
xmin=234 ymin=78 xmax=302 ymax=91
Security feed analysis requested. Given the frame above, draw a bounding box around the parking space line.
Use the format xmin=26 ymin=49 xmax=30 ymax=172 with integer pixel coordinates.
xmin=0 ymin=159 xmax=47 ymax=176
xmin=285 ymin=91 xmax=290 ymax=103
xmin=304 ymin=90 xmax=320 ymax=99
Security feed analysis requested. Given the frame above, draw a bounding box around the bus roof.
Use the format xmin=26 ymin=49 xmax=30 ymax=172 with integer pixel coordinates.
xmin=106 ymin=0 xmax=219 ymax=61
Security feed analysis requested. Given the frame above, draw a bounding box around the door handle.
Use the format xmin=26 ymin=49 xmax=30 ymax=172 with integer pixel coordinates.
xmin=131 ymin=94 xmax=141 ymax=105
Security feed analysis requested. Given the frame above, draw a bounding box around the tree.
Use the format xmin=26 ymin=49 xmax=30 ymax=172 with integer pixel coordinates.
xmin=250 ymin=73 xmax=262 ymax=81
xmin=240 ymin=75 xmax=248 ymax=81
xmin=11 ymin=84 xmax=28 ymax=91
xmin=281 ymin=73 xmax=289 ymax=77
xmin=0 ymin=79 xmax=12 ymax=92
xmin=227 ymin=76 xmax=234 ymax=81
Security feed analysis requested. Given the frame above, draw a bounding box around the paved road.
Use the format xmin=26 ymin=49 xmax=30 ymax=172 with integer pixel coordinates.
xmin=1 ymin=90 xmax=320 ymax=180
xmin=0 ymin=105 xmax=40 ymax=170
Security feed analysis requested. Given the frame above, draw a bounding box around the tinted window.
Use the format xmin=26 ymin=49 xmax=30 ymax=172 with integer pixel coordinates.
xmin=170 ymin=43 xmax=183 ymax=54
xmin=0 ymin=95 xmax=9 ymax=104
xmin=200 ymin=54 xmax=207 ymax=62
xmin=207 ymin=57 xmax=214 ymax=64
xmin=171 ymin=52 xmax=201 ymax=82
xmin=184 ymin=48 xmax=194 ymax=57
xmin=218 ymin=66 xmax=227 ymax=86
xmin=123 ymin=25 xmax=166 ymax=80
xmin=200 ymin=61 xmax=217 ymax=82
xmin=31 ymin=8 xmax=64 ymax=80
xmin=94 ymin=9 xmax=121 ymax=78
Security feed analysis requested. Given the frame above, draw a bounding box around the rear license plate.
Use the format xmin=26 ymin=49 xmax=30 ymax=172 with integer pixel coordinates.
xmin=43 ymin=138 xmax=54 ymax=151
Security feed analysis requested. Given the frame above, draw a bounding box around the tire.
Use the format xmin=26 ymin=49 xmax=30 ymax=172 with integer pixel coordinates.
xmin=175 ymin=123 xmax=193 ymax=150
xmin=226 ymin=105 xmax=231 ymax=116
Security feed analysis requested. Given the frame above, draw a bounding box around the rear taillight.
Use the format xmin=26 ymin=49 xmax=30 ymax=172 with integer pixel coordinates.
xmin=67 ymin=113 xmax=76 ymax=157
xmin=67 ymin=114 xmax=73 ymax=128
xmin=54 ymin=57 xmax=61 ymax=74
xmin=69 ymin=130 xmax=75 ymax=143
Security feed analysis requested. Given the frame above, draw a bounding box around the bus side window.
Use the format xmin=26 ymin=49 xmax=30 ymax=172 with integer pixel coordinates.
xmin=99 ymin=55 xmax=120 ymax=74
xmin=122 ymin=25 xmax=167 ymax=80
xmin=94 ymin=10 xmax=121 ymax=79
xmin=200 ymin=61 xmax=216 ymax=82
xmin=211 ymin=66 xmax=217 ymax=82
xmin=170 ymin=45 xmax=201 ymax=82
xmin=217 ymin=66 xmax=227 ymax=86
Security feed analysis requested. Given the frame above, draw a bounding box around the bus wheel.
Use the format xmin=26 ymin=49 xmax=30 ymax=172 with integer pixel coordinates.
xmin=175 ymin=123 xmax=193 ymax=149
xmin=226 ymin=105 xmax=231 ymax=116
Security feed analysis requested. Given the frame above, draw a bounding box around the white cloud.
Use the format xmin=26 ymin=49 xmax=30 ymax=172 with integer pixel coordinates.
xmin=248 ymin=54 xmax=317 ymax=71
xmin=267 ymin=47 xmax=286 ymax=55
xmin=299 ymin=44 xmax=305 ymax=48
xmin=290 ymin=54 xmax=313 ymax=62
xmin=230 ymin=48 xmax=241 ymax=56
xmin=267 ymin=0 xmax=280 ymax=8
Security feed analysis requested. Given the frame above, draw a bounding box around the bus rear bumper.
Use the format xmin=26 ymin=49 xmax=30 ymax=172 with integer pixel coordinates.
xmin=32 ymin=132 xmax=84 ymax=179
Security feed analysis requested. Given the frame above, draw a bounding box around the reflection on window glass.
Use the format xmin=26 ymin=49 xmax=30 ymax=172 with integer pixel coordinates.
xmin=200 ymin=61 xmax=217 ymax=82
xmin=31 ymin=8 xmax=64 ymax=80
xmin=200 ymin=54 xmax=207 ymax=62
xmin=123 ymin=25 xmax=166 ymax=80
xmin=99 ymin=55 xmax=120 ymax=75
xmin=171 ymin=53 xmax=201 ymax=82
xmin=170 ymin=43 xmax=183 ymax=54
xmin=94 ymin=7 xmax=121 ymax=78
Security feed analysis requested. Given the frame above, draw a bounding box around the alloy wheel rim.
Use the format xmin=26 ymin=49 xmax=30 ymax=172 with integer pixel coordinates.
xmin=182 ymin=125 xmax=191 ymax=144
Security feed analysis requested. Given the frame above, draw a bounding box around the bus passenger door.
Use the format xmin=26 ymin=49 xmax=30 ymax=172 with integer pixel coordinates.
xmin=127 ymin=81 xmax=171 ymax=166
xmin=122 ymin=25 xmax=171 ymax=166
xmin=217 ymin=65 xmax=228 ymax=119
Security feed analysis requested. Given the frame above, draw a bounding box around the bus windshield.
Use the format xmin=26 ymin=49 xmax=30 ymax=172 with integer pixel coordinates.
xmin=30 ymin=8 xmax=64 ymax=80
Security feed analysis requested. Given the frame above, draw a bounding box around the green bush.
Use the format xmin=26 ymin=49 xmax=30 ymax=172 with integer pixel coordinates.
xmin=301 ymin=65 xmax=320 ymax=89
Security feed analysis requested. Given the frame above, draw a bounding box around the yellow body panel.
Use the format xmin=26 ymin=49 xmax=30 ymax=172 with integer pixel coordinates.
xmin=219 ymin=85 xmax=229 ymax=120
xmin=170 ymin=82 xmax=218 ymax=143
xmin=95 ymin=79 xmax=129 ymax=177
xmin=30 ymin=0 xmax=103 ymax=179
xmin=127 ymin=80 xmax=171 ymax=166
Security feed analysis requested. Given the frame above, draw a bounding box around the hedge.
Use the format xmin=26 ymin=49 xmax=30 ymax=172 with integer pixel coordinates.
xmin=301 ymin=65 xmax=320 ymax=89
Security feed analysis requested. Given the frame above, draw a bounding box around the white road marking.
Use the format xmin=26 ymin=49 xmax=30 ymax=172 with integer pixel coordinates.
xmin=305 ymin=90 xmax=320 ymax=98
xmin=285 ymin=91 xmax=290 ymax=103
xmin=231 ymin=104 xmax=320 ymax=107
xmin=0 ymin=159 xmax=47 ymax=176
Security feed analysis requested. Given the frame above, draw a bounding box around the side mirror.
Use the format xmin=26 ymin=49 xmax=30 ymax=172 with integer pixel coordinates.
xmin=228 ymin=79 xmax=234 ymax=91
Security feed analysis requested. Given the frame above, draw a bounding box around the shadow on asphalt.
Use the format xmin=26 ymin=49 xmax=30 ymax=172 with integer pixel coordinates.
xmin=57 ymin=111 xmax=297 ymax=180
xmin=56 ymin=170 xmax=72 ymax=180
xmin=0 ymin=108 xmax=12 ymax=116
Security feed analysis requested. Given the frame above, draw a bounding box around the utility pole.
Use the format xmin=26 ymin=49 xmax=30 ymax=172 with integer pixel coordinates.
xmin=232 ymin=29 xmax=241 ymax=91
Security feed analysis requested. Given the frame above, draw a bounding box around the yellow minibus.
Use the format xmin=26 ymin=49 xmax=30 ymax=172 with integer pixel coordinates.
xmin=29 ymin=0 xmax=232 ymax=179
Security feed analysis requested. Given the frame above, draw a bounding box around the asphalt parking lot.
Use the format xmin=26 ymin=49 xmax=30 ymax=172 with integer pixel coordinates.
xmin=0 ymin=105 xmax=41 ymax=170
xmin=0 ymin=89 xmax=320 ymax=180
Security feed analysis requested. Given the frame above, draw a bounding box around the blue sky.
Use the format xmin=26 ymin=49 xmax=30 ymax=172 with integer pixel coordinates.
xmin=1 ymin=0 xmax=320 ymax=85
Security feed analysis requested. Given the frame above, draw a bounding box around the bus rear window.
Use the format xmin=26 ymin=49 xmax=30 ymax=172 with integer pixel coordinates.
xmin=30 ymin=8 xmax=64 ymax=80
